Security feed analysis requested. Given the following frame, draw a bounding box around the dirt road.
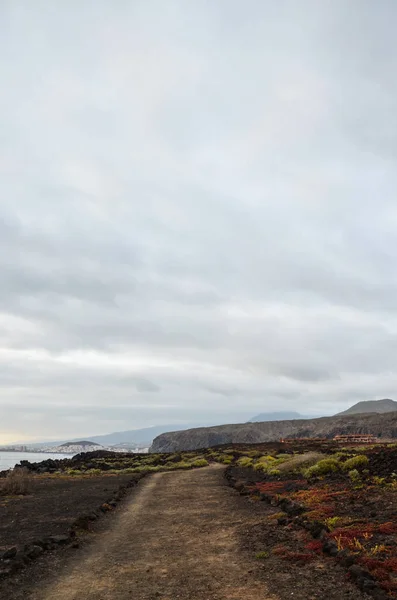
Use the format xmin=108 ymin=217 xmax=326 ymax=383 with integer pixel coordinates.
xmin=29 ymin=466 xmax=275 ymax=600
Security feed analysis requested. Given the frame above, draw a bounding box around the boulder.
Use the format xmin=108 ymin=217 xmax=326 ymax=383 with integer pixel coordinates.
xmin=24 ymin=544 xmax=43 ymax=559
xmin=322 ymin=540 xmax=338 ymax=556
xmin=0 ymin=568 xmax=12 ymax=580
xmin=48 ymin=535 xmax=70 ymax=545
xmin=348 ymin=564 xmax=374 ymax=581
xmin=2 ymin=547 xmax=17 ymax=560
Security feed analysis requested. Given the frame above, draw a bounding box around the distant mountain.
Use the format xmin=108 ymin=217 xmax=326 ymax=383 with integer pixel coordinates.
xmin=84 ymin=424 xmax=208 ymax=446
xmin=248 ymin=411 xmax=308 ymax=422
xmin=336 ymin=399 xmax=397 ymax=416
xmin=27 ymin=423 xmax=221 ymax=449
xmin=59 ymin=440 xmax=101 ymax=448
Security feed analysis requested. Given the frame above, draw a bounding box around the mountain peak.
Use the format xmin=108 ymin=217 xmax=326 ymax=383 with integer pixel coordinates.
xmin=248 ymin=411 xmax=307 ymax=423
xmin=336 ymin=399 xmax=397 ymax=416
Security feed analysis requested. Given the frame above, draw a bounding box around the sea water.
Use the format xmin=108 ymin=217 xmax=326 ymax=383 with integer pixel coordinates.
xmin=0 ymin=452 xmax=71 ymax=471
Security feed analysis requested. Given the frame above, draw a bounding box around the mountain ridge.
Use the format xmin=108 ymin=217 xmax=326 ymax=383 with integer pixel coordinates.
xmin=24 ymin=423 xmax=221 ymax=449
xmin=248 ymin=411 xmax=309 ymax=422
xmin=150 ymin=411 xmax=397 ymax=452
xmin=336 ymin=399 xmax=397 ymax=416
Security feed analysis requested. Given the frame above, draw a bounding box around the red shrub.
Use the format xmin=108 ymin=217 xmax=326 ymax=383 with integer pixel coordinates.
xmin=273 ymin=545 xmax=289 ymax=556
xmin=330 ymin=525 xmax=374 ymax=541
xmin=380 ymin=581 xmax=397 ymax=592
xmin=384 ymin=558 xmax=397 ymax=572
xmin=360 ymin=558 xmax=386 ymax=571
xmin=305 ymin=540 xmax=323 ymax=554
xmin=378 ymin=522 xmax=397 ymax=535
xmin=305 ymin=504 xmax=335 ymax=520
xmin=256 ymin=482 xmax=287 ymax=494
xmin=293 ymin=488 xmax=334 ymax=506
xmin=371 ymin=568 xmax=390 ymax=582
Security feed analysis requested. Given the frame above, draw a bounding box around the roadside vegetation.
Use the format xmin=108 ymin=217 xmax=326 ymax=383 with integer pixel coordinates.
xmin=224 ymin=440 xmax=397 ymax=599
xmin=0 ymin=451 xmax=212 ymax=481
xmin=1 ymin=437 xmax=396 ymax=598
xmin=0 ymin=467 xmax=31 ymax=496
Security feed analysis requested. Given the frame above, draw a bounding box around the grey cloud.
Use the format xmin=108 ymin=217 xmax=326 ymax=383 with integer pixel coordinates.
xmin=1 ymin=1 xmax=397 ymax=441
xmin=132 ymin=378 xmax=160 ymax=393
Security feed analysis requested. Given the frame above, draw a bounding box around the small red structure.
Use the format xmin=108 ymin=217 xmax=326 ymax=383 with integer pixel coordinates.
xmin=333 ymin=434 xmax=377 ymax=444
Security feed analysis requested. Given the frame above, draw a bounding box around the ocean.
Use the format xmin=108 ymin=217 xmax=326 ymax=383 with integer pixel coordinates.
xmin=0 ymin=452 xmax=72 ymax=471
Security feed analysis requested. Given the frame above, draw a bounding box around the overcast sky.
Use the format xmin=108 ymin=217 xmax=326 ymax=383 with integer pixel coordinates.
xmin=1 ymin=1 xmax=397 ymax=443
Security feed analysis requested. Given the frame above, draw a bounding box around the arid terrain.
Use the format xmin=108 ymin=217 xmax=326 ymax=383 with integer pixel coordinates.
xmin=0 ymin=442 xmax=396 ymax=599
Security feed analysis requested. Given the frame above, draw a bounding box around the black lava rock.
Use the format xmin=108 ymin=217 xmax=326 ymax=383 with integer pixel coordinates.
xmin=2 ymin=547 xmax=17 ymax=560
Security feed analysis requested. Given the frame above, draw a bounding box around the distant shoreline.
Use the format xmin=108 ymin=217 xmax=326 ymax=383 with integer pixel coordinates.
xmin=0 ymin=449 xmax=74 ymax=455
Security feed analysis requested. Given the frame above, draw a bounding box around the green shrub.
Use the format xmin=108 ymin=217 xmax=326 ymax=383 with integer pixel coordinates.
xmin=341 ymin=455 xmax=369 ymax=471
xmin=237 ymin=457 xmax=253 ymax=468
xmin=247 ymin=450 xmax=263 ymax=458
xmin=253 ymin=462 xmax=267 ymax=472
xmin=334 ymin=451 xmax=352 ymax=460
xmin=277 ymin=452 xmax=324 ymax=474
xmin=262 ymin=455 xmax=276 ymax=462
xmin=373 ymin=475 xmax=386 ymax=486
xmin=268 ymin=468 xmax=281 ymax=476
xmin=252 ymin=455 xmax=276 ymax=472
xmin=165 ymin=461 xmax=191 ymax=471
xmin=130 ymin=465 xmax=161 ymax=473
xmin=191 ymin=459 xmax=209 ymax=468
xmin=141 ymin=456 xmax=160 ymax=466
xmin=255 ymin=551 xmax=269 ymax=560
xmin=304 ymin=458 xmax=339 ymax=478
xmin=348 ymin=469 xmax=361 ymax=485
xmin=217 ymin=454 xmax=233 ymax=464
xmin=353 ymin=446 xmax=375 ymax=454
xmin=207 ymin=451 xmax=223 ymax=461
xmin=187 ymin=455 xmax=207 ymax=465
xmin=66 ymin=469 xmax=82 ymax=476
xmin=325 ymin=516 xmax=342 ymax=531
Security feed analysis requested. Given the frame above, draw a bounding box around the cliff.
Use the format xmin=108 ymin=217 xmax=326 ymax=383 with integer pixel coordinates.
xmin=150 ymin=412 xmax=397 ymax=452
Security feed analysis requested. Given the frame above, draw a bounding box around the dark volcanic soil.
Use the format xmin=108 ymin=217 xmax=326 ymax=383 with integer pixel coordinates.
xmin=0 ymin=473 xmax=141 ymax=551
xmin=1 ymin=466 xmax=370 ymax=600
xmin=238 ymin=504 xmax=371 ymax=600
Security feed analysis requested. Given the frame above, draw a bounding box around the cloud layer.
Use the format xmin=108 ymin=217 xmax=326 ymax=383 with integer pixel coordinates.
xmin=1 ymin=1 xmax=397 ymax=441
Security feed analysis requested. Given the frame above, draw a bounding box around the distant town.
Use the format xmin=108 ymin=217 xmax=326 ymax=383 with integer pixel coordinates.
xmin=0 ymin=441 xmax=150 ymax=454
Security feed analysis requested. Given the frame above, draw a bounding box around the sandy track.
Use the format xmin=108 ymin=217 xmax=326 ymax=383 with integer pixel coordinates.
xmin=31 ymin=466 xmax=275 ymax=600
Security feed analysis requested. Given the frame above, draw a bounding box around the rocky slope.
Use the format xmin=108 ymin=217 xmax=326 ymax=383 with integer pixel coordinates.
xmin=150 ymin=412 xmax=397 ymax=452
xmin=336 ymin=398 xmax=397 ymax=415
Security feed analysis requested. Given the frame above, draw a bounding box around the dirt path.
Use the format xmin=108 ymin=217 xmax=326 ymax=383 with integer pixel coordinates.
xmin=29 ymin=466 xmax=276 ymax=600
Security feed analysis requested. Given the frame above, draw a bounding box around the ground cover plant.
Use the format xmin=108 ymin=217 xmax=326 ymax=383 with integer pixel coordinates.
xmin=225 ymin=441 xmax=397 ymax=599
xmin=5 ymin=449 xmax=211 ymax=477
xmin=1 ymin=439 xmax=396 ymax=598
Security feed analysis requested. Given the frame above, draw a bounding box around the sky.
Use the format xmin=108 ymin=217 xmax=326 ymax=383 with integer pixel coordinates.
xmin=1 ymin=1 xmax=397 ymax=443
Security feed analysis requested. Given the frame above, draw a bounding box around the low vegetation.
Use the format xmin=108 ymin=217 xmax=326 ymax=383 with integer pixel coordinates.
xmin=0 ymin=467 xmax=31 ymax=495
xmin=225 ymin=440 xmax=397 ymax=598
xmin=5 ymin=451 xmax=214 ymax=481
xmin=2 ymin=435 xmax=396 ymax=598
xmin=276 ymin=452 xmax=323 ymax=474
